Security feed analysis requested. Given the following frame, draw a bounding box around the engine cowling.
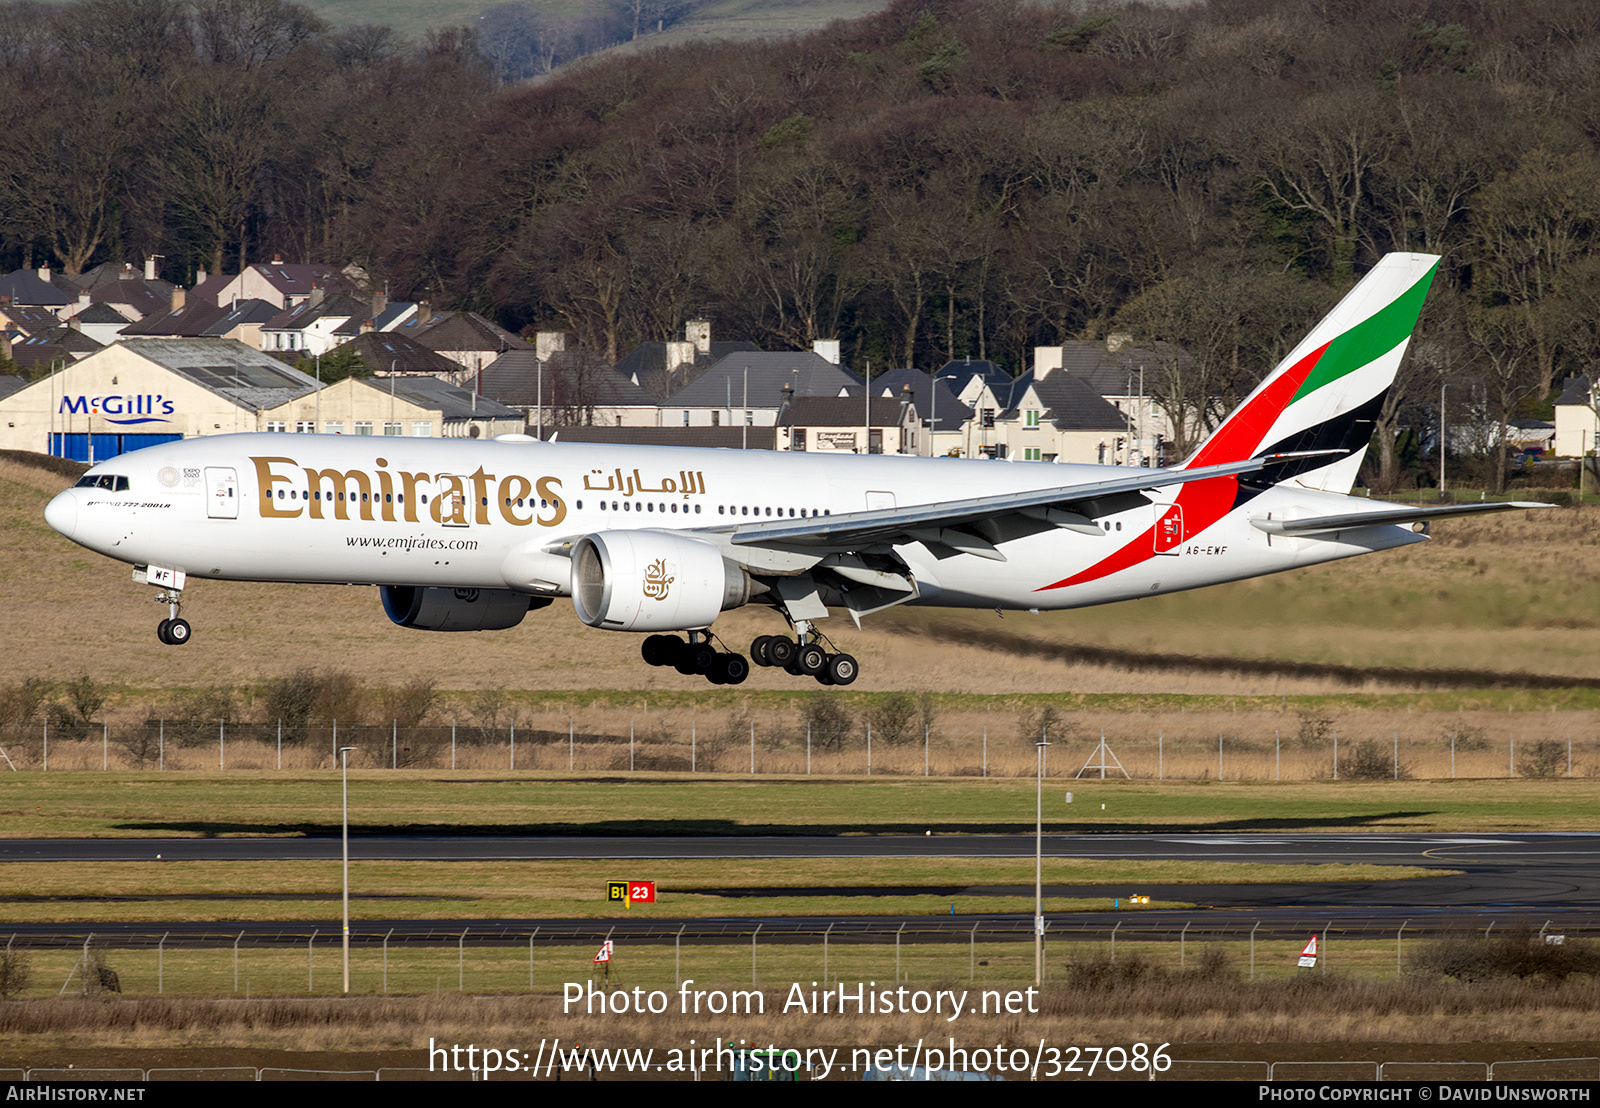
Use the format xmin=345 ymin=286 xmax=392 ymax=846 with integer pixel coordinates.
xmin=381 ymin=586 xmax=549 ymax=631
xmin=571 ymin=530 xmax=751 ymax=631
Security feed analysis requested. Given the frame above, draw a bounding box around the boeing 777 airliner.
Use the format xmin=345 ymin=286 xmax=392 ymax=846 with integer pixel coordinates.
xmin=43 ymin=253 xmax=1546 ymax=686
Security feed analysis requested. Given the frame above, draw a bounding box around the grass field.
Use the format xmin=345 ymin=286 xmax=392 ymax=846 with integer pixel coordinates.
xmin=5 ymin=770 xmax=1600 ymax=837
xmin=0 ymin=854 xmax=1449 ymax=924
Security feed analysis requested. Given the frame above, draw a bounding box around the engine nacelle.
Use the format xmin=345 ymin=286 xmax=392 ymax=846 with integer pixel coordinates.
xmin=381 ymin=586 xmax=548 ymax=631
xmin=571 ymin=530 xmax=750 ymax=631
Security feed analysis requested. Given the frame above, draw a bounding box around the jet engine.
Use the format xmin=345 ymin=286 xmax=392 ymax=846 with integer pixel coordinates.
xmin=381 ymin=586 xmax=549 ymax=631
xmin=571 ymin=530 xmax=751 ymax=631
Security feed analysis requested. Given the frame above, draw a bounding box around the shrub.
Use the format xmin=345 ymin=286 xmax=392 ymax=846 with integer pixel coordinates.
xmin=1410 ymin=927 xmax=1600 ymax=982
xmin=1295 ymin=711 xmax=1335 ymax=748
xmin=1517 ymin=740 xmax=1566 ymax=779
xmin=865 ymin=693 xmax=919 ymax=745
xmin=1017 ymin=704 xmax=1064 ymax=745
xmin=261 ymin=668 xmax=321 ymax=741
xmin=1337 ymin=739 xmax=1410 ymax=780
xmin=801 ymin=694 xmax=854 ymax=751
xmin=0 ymin=945 xmax=29 ymax=999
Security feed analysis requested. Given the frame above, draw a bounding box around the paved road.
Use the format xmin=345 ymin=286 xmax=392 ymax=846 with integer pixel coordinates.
xmin=4 ymin=833 xmax=1599 ymax=914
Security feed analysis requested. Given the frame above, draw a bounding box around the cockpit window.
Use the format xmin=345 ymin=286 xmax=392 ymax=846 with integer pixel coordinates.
xmin=73 ymin=475 xmax=129 ymax=491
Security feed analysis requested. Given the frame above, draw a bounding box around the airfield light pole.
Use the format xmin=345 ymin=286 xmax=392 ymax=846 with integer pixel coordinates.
xmin=1035 ymin=734 xmax=1051 ymax=986
xmin=341 ymin=745 xmax=355 ymax=994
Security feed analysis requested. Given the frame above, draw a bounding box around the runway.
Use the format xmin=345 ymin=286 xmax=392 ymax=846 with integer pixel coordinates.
xmin=4 ymin=833 xmax=1599 ymax=916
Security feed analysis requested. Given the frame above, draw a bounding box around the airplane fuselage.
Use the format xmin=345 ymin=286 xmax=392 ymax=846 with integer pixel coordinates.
xmin=45 ymin=432 xmax=1425 ymax=614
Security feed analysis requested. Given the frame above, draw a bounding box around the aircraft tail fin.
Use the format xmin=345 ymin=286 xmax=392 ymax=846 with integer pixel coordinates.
xmin=1183 ymin=252 xmax=1441 ymax=493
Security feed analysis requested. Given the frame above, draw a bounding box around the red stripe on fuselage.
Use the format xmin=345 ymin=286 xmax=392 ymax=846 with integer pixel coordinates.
xmin=1035 ymin=342 xmax=1328 ymax=592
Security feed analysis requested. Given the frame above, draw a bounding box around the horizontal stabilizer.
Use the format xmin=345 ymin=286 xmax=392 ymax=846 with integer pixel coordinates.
xmin=1251 ymin=500 xmax=1554 ymax=536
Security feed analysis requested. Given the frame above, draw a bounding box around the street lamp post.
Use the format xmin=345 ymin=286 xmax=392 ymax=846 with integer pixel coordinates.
xmin=340 ymin=745 xmax=355 ymax=993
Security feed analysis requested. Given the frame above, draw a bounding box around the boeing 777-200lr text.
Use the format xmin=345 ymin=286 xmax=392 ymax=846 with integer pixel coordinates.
xmin=44 ymin=253 xmax=1548 ymax=686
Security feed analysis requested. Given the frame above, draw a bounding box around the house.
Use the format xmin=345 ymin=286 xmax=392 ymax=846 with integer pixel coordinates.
xmin=1554 ymin=376 xmax=1596 ymax=457
xmin=259 ymin=374 xmax=524 ymax=441
xmin=394 ymin=307 xmax=529 ymax=377
xmin=200 ymin=256 xmax=362 ymax=312
xmin=1032 ymin=336 xmax=1184 ymax=465
xmin=663 ymin=350 xmax=858 ymax=428
xmin=0 ymin=268 xmax=71 ymax=310
xmin=479 ymin=348 xmax=658 ymax=429
xmin=533 ymin=425 xmax=778 ymax=450
xmin=337 ymin=332 xmax=463 ymax=381
xmin=859 ymin=365 xmax=974 ymax=457
xmin=612 ymin=319 xmax=761 ymax=401
xmin=990 ymin=368 xmax=1130 ymax=463
xmin=69 ymin=302 xmax=137 ymax=346
xmin=54 ymin=258 xmax=176 ymax=322
xmin=777 ymin=395 xmax=918 ymax=455
xmin=3 ymin=325 xmax=102 ymax=374
xmin=120 ymin=292 xmax=282 ymax=346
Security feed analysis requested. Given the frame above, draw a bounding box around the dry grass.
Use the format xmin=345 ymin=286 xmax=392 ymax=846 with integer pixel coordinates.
xmin=2 ymin=957 xmax=1598 ymax=1051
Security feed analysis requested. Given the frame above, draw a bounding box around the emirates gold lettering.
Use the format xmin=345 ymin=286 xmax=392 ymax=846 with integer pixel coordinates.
xmin=642 ymin=558 xmax=673 ymax=600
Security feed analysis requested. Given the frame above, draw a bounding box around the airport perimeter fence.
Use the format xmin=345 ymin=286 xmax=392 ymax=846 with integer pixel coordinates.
xmin=5 ymin=717 xmax=1600 ymax=781
xmin=3 ymin=916 xmax=1596 ymax=999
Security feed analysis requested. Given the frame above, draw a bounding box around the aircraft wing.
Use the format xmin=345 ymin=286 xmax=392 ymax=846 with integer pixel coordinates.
xmin=1250 ymin=500 xmax=1554 ymax=536
xmin=724 ymin=453 xmax=1320 ymax=557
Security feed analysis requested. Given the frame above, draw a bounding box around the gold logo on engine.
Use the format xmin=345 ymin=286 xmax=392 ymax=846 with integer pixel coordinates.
xmin=642 ymin=558 xmax=674 ymax=600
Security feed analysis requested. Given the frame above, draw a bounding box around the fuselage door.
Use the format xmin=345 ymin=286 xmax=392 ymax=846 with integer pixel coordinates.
xmin=1154 ymin=504 xmax=1183 ymax=554
xmin=433 ymin=474 xmax=470 ymax=528
xmin=205 ymin=467 xmax=238 ymax=519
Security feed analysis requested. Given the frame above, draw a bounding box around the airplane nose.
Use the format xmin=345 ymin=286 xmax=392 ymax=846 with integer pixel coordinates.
xmin=45 ymin=490 xmax=77 ymax=540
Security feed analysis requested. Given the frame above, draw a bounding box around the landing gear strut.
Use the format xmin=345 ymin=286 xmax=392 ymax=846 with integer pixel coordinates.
xmin=641 ymin=630 xmax=749 ymax=685
xmin=750 ymin=621 xmax=857 ymax=686
xmin=154 ymin=590 xmax=191 ymax=646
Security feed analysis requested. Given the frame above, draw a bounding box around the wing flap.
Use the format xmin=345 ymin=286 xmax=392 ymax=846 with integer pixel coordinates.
xmin=728 ymin=452 xmax=1328 ymax=549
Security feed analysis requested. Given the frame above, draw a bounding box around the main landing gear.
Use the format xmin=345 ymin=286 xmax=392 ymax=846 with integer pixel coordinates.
xmin=641 ymin=631 xmax=750 ymax=685
xmin=749 ymin=629 xmax=858 ymax=686
xmin=154 ymin=590 xmax=191 ymax=646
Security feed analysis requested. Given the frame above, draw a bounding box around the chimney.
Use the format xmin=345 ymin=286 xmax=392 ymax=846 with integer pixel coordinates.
xmin=68 ymin=315 xmax=81 ymax=332
xmin=417 ymin=300 xmax=433 ymax=326
xmin=813 ymin=339 xmax=840 ymax=365
xmin=170 ymin=286 xmax=186 ymax=313
xmin=37 ymin=265 xmax=50 ymax=283
xmin=197 ymin=265 xmax=208 ymax=285
xmin=144 ymin=256 xmax=157 ymax=281
xmin=536 ymin=331 xmax=566 ymax=362
xmin=371 ymin=292 xmax=386 ymax=317
xmin=309 ymin=283 xmax=324 ymax=308
xmin=0 ymin=333 xmax=10 ymax=362
xmin=272 ymin=253 xmax=284 ymax=265
xmin=1033 ymin=346 xmax=1064 ymax=378
xmin=77 ymin=290 xmax=90 ymax=309
xmin=685 ymin=318 xmax=711 ymax=355
xmin=361 ymin=318 xmax=375 ymax=334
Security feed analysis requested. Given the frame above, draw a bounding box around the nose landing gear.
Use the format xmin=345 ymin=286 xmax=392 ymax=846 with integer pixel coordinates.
xmin=154 ymin=590 xmax=191 ymax=646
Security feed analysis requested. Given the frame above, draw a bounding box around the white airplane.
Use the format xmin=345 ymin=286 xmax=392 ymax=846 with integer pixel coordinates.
xmin=44 ymin=253 xmax=1547 ymax=686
